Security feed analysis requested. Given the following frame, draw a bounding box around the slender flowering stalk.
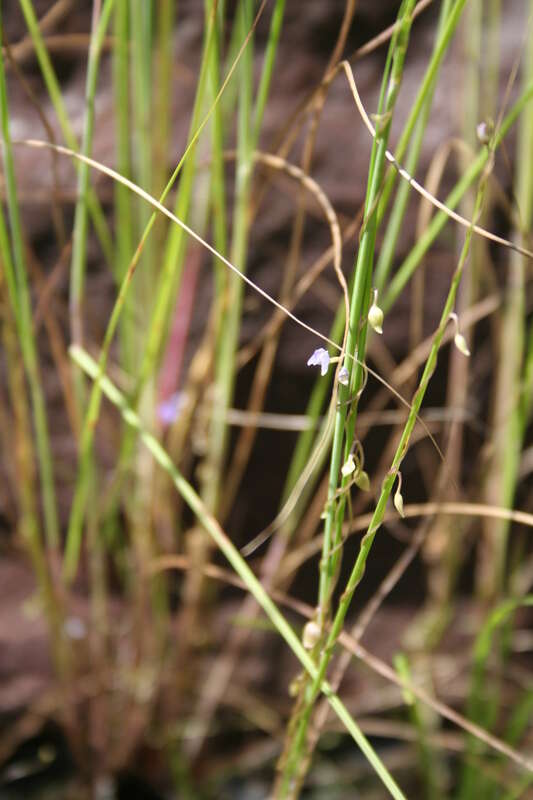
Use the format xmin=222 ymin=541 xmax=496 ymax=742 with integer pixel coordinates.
xmin=276 ymin=139 xmax=491 ymax=800
xmin=315 ymin=1 xmax=417 ymax=629
xmin=274 ymin=3 xmax=417 ymax=795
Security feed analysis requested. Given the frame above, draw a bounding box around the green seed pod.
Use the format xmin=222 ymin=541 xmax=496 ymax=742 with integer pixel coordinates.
xmin=354 ymin=470 xmax=370 ymax=492
xmin=394 ymin=488 xmax=405 ymax=518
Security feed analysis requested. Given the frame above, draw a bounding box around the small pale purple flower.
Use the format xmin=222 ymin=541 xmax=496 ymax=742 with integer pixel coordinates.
xmin=307 ymin=348 xmax=330 ymax=376
xmin=64 ymin=616 xmax=86 ymax=641
xmin=338 ymin=366 xmax=349 ymax=386
xmin=158 ymin=391 xmax=186 ymax=426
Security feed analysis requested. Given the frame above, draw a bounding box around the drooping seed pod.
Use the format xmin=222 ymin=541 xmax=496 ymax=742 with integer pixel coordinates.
xmin=354 ymin=470 xmax=370 ymax=492
xmin=394 ymin=488 xmax=405 ymax=517
xmin=454 ymin=332 xmax=471 ymax=357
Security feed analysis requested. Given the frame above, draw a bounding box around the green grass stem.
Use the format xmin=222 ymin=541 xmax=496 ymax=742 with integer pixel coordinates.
xmin=112 ymin=0 xmax=135 ymax=371
xmin=203 ymin=0 xmax=285 ymax=514
xmin=394 ymin=652 xmax=443 ymax=800
xmin=375 ymin=0 xmax=454 ymax=291
xmin=18 ymin=0 xmax=113 ymax=265
xmin=129 ymin=0 xmax=154 ymax=313
xmin=375 ymin=0 xmax=468 ymax=230
xmin=0 ymin=21 xmax=59 ymax=550
xmin=319 ymin=0 xmax=416 ymax=624
xmin=276 ymin=122 xmax=488 ymax=799
xmin=70 ymin=0 xmax=115 ymax=350
xmin=202 ymin=0 xmax=255 ymax=514
xmin=63 ymin=2 xmax=261 ymax=578
xmin=478 ymin=7 xmax=533 ymax=600
xmin=459 ymin=597 xmax=533 ymax=800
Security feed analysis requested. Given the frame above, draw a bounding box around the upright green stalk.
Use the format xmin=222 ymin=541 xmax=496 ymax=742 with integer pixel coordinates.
xmin=375 ymin=0 xmax=454 ymax=291
xmin=135 ymin=16 xmax=214 ymax=388
xmin=154 ymin=0 xmax=175 ymax=196
xmin=319 ymin=0 xmax=415 ymax=624
xmin=375 ymin=0 xmax=468 ymax=231
xmin=62 ymin=0 xmax=122 ymax=575
xmin=203 ymin=0 xmax=255 ymax=514
xmin=129 ymin=0 xmax=154 ymax=315
xmin=459 ymin=597 xmax=533 ymax=799
xmin=417 ymin=0 xmax=484 ymax=649
xmin=0 ymin=18 xmax=59 ymax=550
xmin=252 ymin=0 xmax=286 ymax=144
xmin=208 ymin=0 xmax=228 ymax=307
xmin=274 ymin=5 xmax=417 ymax=795
xmin=113 ymin=0 xmax=135 ymax=372
xmin=394 ymin=653 xmax=443 ymax=800
xmin=203 ymin=0 xmax=286 ymax=515
xmin=17 ymin=0 xmax=113 ymax=265
xmin=70 ymin=0 xmax=115 ymax=350
xmin=484 ymin=0 xmax=502 ymax=118
xmin=108 ymin=3 xmax=218 ymax=510
xmin=63 ymin=1 xmax=242 ymax=577
xmin=478 ymin=2 xmax=533 ymax=600
xmin=276 ymin=156 xmax=490 ymax=800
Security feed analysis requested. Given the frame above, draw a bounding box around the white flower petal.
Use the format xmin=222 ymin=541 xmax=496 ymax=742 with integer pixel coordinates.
xmin=341 ymin=454 xmax=356 ymax=477
xmin=307 ymin=347 xmax=331 ymax=376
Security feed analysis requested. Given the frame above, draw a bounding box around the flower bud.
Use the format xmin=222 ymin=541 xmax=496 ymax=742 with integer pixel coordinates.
xmin=341 ymin=454 xmax=356 ymax=477
xmin=454 ymin=332 xmax=470 ymax=357
xmin=368 ymin=289 xmax=383 ymax=334
xmin=476 ymin=120 xmax=493 ymax=145
xmin=302 ymin=620 xmax=321 ymax=649
xmin=338 ymin=366 xmax=350 ymax=386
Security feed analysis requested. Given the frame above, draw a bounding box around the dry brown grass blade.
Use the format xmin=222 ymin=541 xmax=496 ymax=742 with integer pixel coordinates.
xmin=278 ymin=501 xmax=533 ymax=581
xmin=3 ymin=0 xmax=74 ymax=65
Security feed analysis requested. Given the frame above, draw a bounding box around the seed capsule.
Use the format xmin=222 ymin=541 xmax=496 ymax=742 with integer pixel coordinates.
xmin=394 ymin=488 xmax=405 ymax=518
xmin=354 ymin=470 xmax=370 ymax=492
